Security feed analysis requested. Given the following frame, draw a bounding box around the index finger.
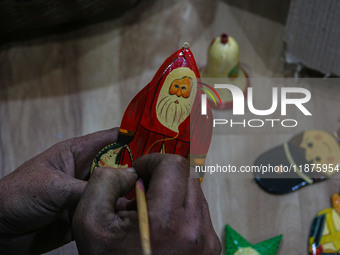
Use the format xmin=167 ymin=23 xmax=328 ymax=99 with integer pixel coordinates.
xmin=133 ymin=153 xmax=190 ymax=209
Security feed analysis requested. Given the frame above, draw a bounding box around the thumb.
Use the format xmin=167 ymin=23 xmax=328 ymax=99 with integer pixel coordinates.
xmin=76 ymin=167 xmax=138 ymax=217
xmin=59 ymin=173 xmax=87 ymax=210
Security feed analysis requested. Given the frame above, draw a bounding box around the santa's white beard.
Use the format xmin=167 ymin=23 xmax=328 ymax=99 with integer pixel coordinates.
xmin=156 ymin=94 xmax=191 ymax=132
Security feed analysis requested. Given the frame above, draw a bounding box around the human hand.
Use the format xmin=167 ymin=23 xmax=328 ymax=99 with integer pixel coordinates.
xmin=0 ymin=128 xmax=119 ymax=255
xmin=72 ymin=153 xmax=221 ymax=255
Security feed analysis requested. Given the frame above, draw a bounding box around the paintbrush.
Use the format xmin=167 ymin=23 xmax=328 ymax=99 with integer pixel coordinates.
xmin=136 ymin=178 xmax=152 ymax=255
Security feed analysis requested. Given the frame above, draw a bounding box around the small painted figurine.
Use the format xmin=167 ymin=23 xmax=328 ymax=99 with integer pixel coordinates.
xmin=254 ymin=129 xmax=340 ymax=194
xmin=225 ymin=225 xmax=282 ymax=255
xmin=309 ymin=193 xmax=340 ymax=254
xmin=201 ymin=33 xmax=249 ymax=110
xmin=91 ymin=44 xmax=213 ymax=197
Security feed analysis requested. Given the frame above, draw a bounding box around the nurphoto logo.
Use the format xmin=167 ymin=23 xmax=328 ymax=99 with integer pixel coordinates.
xmin=201 ymin=84 xmax=312 ymax=128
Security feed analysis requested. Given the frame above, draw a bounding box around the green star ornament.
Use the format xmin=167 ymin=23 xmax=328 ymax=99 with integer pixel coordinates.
xmin=225 ymin=225 xmax=282 ymax=255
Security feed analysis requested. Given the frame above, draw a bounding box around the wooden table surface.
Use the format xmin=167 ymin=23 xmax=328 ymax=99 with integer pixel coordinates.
xmin=0 ymin=1 xmax=339 ymax=254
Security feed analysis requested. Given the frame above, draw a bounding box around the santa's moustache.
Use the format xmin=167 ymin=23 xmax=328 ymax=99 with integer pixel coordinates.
xmin=156 ymin=94 xmax=191 ymax=129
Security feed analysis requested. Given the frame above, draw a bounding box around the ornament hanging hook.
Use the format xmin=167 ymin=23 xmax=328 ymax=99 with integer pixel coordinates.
xmin=183 ymin=42 xmax=190 ymax=49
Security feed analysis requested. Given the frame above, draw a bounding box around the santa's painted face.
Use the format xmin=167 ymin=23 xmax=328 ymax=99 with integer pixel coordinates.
xmin=156 ymin=67 xmax=197 ymax=132
xmin=300 ymin=130 xmax=340 ymax=176
xmin=169 ymin=77 xmax=192 ymax=98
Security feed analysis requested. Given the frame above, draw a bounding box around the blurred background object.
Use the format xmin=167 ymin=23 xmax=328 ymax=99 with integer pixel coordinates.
xmin=0 ymin=0 xmax=140 ymax=43
xmin=284 ymin=0 xmax=340 ymax=77
xmin=202 ymin=33 xmax=239 ymax=78
xmin=201 ymin=33 xmax=250 ymax=110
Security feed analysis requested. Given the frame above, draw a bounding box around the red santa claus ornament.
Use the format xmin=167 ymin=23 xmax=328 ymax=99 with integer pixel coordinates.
xmin=91 ymin=43 xmax=214 ymax=198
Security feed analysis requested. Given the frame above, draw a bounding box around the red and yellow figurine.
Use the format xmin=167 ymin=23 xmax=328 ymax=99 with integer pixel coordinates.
xmin=309 ymin=193 xmax=340 ymax=254
xmin=91 ymin=43 xmax=213 ymax=197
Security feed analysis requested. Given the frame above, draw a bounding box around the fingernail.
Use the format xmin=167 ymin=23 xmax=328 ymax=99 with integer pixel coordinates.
xmin=125 ymin=167 xmax=137 ymax=174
